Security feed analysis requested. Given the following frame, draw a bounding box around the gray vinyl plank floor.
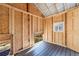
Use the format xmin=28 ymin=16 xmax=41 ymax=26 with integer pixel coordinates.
xmin=15 ymin=41 xmax=79 ymax=56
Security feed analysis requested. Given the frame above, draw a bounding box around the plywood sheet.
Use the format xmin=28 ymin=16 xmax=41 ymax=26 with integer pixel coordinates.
xmin=23 ymin=13 xmax=30 ymax=48
xmin=13 ymin=10 xmax=23 ymax=52
xmin=0 ymin=5 xmax=9 ymax=33
xmin=47 ymin=17 xmax=53 ymax=42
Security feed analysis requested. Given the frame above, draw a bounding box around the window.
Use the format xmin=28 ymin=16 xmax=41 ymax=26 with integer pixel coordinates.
xmin=53 ymin=22 xmax=64 ymax=32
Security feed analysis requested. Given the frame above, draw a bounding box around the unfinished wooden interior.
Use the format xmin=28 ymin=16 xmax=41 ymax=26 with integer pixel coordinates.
xmin=0 ymin=3 xmax=79 ymax=56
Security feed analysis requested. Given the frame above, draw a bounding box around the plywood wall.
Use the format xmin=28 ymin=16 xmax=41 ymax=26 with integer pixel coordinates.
xmin=10 ymin=11 xmax=43 ymax=54
xmin=33 ymin=16 xmax=38 ymax=33
xmin=43 ymin=7 xmax=79 ymax=52
xmin=29 ymin=15 xmax=34 ymax=46
xmin=43 ymin=17 xmax=53 ymax=43
xmin=66 ymin=8 xmax=79 ymax=52
xmin=0 ymin=4 xmax=44 ymax=54
xmin=23 ymin=13 xmax=29 ymax=48
xmin=0 ymin=5 xmax=9 ymax=34
xmin=53 ymin=14 xmax=66 ymax=46
xmin=38 ymin=17 xmax=43 ymax=32
xmin=8 ymin=3 xmax=27 ymax=11
xmin=29 ymin=15 xmax=44 ymax=46
xmin=47 ymin=18 xmax=53 ymax=42
xmin=43 ymin=13 xmax=66 ymax=46
xmin=8 ymin=3 xmax=43 ymax=17
xmin=1 ymin=3 xmax=79 ymax=53
xmin=13 ymin=10 xmax=23 ymax=53
xmin=43 ymin=18 xmax=48 ymax=41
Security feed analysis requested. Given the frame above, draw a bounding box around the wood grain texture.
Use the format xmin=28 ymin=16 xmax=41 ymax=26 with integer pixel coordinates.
xmin=66 ymin=8 xmax=79 ymax=52
xmin=10 ymin=10 xmax=23 ymax=54
xmin=28 ymin=4 xmax=44 ymax=17
xmin=0 ymin=5 xmax=9 ymax=33
xmin=47 ymin=17 xmax=53 ymax=42
xmin=53 ymin=13 xmax=65 ymax=46
xmin=8 ymin=3 xmax=27 ymax=11
xmin=0 ymin=34 xmax=12 ymax=48
xmin=43 ymin=7 xmax=79 ymax=52
xmin=0 ymin=4 xmax=44 ymax=55
xmin=8 ymin=3 xmax=43 ymax=17
xmin=23 ymin=13 xmax=30 ymax=48
xmin=0 ymin=34 xmax=11 ymax=41
xmin=29 ymin=15 xmax=34 ymax=47
xmin=43 ymin=13 xmax=66 ymax=46
xmin=43 ymin=19 xmax=48 ymax=41
xmin=38 ymin=17 xmax=43 ymax=32
xmin=33 ymin=16 xmax=38 ymax=33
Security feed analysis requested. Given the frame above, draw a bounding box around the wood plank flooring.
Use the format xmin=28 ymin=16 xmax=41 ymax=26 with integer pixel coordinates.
xmin=15 ymin=41 xmax=79 ymax=56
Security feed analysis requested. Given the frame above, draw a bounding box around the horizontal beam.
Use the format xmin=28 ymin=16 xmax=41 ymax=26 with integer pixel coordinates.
xmin=0 ymin=4 xmax=42 ymax=18
xmin=1 ymin=3 xmax=79 ymax=19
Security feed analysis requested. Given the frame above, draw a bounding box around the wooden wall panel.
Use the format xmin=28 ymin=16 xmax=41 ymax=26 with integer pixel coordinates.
xmin=33 ymin=16 xmax=38 ymax=33
xmin=43 ymin=19 xmax=48 ymax=41
xmin=0 ymin=4 xmax=44 ymax=54
xmin=28 ymin=4 xmax=44 ymax=17
xmin=38 ymin=18 xmax=42 ymax=32
xmin=66 ymin=10 xmax=73 ymax=49
xmin=73 ymin=8 xmax=79 ymax=52
xmin=23 ymin=13 xmax=30 ymax=48
xmin=53 ymin=14 xmax=65 ymax=46
xmin=43 ymin=13 xmax=66 ymax=46
xmin=43 ymin=17 xmax=53 ymax=42
xmin=0 ymin=5 xmax=9 ymax=33
xmin=10 ymin=11 xmax=43 ymax=54
xmin=13 ymin=10 xmax=23 ymax=53
xmin=8 ymin=3 xmax=43 ymax=17
xmin=8 ymin=3 xmax=27 ymax=11
xmin=43 ymin=7 xmax=79 ymax=52
xmin=67 ymin=8 xmax=79 ymax=52
xmin=29 ymin=15 xmax=34 ymax=46
xmin=47 ymin=17 xmax=53 ymax=42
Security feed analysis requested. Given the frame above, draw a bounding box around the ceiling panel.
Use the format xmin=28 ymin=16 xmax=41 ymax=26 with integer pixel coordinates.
xmin=47 ymin=4 xmax=58 ymax=16
xmin=35 ymin=3 xmax=47 ymax=10
xmin=55 ymin=3 xmax=64 ymax=12
xmin=34 ymin=3 xmax=78 ymax=16
xmin=45 ymin=10 xmax=51 ymax=16
xmin=64 ymin=3 xmax=76 ymax=10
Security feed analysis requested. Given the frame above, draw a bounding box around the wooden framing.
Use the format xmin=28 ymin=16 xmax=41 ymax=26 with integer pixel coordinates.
xmin=43 ymin=13 xmax=66 ymax=47
xmin=0 ymin=4 xmax=44 ymax=55
xmin=1 ymin=3 xmax=79 ymax=54
xmin=0 ymin=4 xmax=42 ymax=18
xmin=66 ymin=7 xmax=79 ymax=52
xmin=22 ymin=13 xmax=29 ymax=48
xmin=43 ymin=5 xmax=79 ymax=52
xmin=0 ymin=5 xmax=9 ymax=34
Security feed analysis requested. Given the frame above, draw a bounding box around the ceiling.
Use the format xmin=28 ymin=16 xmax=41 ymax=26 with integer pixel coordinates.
xmin=34 ymin=3 xmax=79 ymax=16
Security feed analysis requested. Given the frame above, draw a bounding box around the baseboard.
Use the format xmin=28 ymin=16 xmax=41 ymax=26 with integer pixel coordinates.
xmin=43 ymin=40 xmax=66 ymax=47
